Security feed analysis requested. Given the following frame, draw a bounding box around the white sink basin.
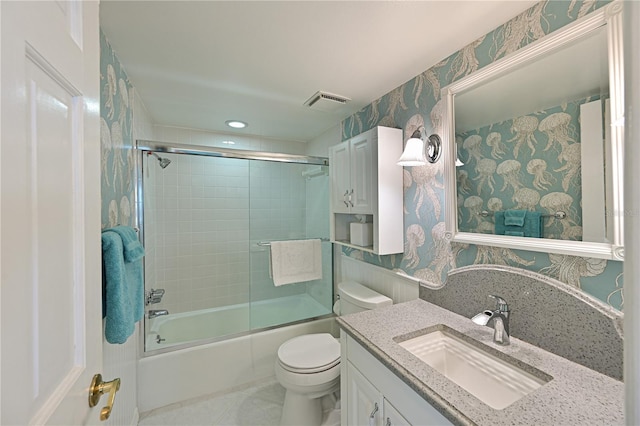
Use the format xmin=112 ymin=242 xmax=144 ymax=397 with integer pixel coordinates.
xmin=398 ymin=328 xmax=550 ymax=410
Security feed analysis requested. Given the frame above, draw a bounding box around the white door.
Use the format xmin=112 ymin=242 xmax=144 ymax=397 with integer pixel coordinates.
xmin=1 ymin=1 xmax=104 ymax=425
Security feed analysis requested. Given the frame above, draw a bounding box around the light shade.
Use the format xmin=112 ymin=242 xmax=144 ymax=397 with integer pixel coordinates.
xmin=397 ymin=129 xmax=442 ymax=166
xmin=397 ymin=137 xmax=427 ymax=166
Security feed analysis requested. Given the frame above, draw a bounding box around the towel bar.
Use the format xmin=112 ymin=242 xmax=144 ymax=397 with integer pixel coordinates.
xmin=257 ymin=237 xmax=329 ymax=247
xmin=477 ymin=210 xmax=566 ymax=220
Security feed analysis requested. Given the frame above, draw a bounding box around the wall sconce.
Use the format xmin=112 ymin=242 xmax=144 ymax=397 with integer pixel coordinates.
xmin=396 ymin=127 xmax=441 ymax=166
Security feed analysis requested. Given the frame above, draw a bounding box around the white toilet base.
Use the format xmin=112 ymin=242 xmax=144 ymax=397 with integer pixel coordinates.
xmin=280 ymin=390 xmax=323 ymax=426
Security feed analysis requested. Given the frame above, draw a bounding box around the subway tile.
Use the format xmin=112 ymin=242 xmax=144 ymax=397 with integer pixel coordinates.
xmin=177 ymin=173 xmax=192 ymax=187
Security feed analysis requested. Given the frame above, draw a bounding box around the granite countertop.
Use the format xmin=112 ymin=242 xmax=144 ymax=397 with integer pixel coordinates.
xmin=337 ymin=299 xmax=624 ymax=426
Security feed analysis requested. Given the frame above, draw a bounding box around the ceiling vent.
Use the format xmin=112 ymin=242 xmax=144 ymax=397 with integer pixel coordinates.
xmin=304 ymin=91 xmax=351 ymax=112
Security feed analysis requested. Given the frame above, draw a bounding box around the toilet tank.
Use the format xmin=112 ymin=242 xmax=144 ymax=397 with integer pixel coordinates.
xmin=337 ymin=281 xmax=393 ymax=315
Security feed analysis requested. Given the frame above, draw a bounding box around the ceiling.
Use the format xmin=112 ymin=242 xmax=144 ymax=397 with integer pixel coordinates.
xmin=99 ymin=1 xmax=538 ymax=144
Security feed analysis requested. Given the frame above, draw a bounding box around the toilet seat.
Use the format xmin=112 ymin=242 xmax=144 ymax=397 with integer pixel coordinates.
xmin=277 ymin=333 xmax=340 ymax=374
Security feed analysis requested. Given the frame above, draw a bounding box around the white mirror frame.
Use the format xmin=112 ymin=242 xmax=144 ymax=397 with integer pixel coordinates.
xmin=442 ymin=1 xmax=624 ymax=261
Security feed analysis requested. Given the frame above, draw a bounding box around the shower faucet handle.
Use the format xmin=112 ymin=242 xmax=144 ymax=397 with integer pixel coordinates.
xmin=146 ymin=288 xmax=165 ymax=305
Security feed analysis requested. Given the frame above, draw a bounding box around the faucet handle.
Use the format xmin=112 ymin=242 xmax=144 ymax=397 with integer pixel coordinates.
xmin=489 ymin=294 xmax=509 ymax=312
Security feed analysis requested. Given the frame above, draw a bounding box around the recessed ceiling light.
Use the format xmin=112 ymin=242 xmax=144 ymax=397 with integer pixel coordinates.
xmin=225 ymin=120 xmax=247 ymax=129
xmin=222 ymin=140 xmax=236 ymax=145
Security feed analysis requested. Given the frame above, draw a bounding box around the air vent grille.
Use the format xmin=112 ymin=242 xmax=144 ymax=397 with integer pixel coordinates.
xmin=304 ymin=91 xmax=351 ymax=112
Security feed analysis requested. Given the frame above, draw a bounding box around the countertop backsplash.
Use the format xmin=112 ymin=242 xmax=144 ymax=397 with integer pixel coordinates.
xmin=419 ymin=264 xmax=623 ymax=380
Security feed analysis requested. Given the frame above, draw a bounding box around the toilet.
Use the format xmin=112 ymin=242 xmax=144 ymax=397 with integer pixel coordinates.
xmin=275 ymin=281 xmax=393 ymax=426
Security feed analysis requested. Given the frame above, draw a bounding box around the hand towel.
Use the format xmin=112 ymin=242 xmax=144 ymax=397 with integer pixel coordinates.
xmin=102 ymin=229 xmax=145 ymax=344
xmin=504 ymin=210 xmax=527 ymax=226
xmin=495 ymin=212 xmax=543 ymax=238
xmin=523 ymin=211 xmax=543 ymax=238
xmin=494 ymin=212 xmax=508 ymax=236
xmin=270 ymin=239 xmax=322 ymax=286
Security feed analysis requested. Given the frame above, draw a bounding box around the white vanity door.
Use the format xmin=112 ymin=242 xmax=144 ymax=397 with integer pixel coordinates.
xmin=346 ymin=361 xmax=384 ymax=426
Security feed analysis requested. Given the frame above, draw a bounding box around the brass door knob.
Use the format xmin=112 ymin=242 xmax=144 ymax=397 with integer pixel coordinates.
xmin=88 ymin=374 xmax=121 ymax=421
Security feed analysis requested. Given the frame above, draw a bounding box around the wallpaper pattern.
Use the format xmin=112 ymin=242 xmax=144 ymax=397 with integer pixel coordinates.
xmin=341 ymin=0 xmax=624 ymax=311
xmin=456 ymin=95 xmax=599 ymax=240
xmin=100 ymin=30 xmax=136 ymax=230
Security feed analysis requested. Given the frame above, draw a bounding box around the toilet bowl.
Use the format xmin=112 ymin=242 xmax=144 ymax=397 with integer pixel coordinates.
xmin=275 ymin=281 xmax=392 ymax=426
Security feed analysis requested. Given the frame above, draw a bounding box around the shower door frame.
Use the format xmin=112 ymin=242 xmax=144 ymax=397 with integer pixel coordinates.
xmin=135 ymin=140 xmax=333 ymax=356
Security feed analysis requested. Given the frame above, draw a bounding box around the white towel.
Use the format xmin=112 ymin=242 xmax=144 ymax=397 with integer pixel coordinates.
xmin=270 ymin=239 xmax=322 ymax=286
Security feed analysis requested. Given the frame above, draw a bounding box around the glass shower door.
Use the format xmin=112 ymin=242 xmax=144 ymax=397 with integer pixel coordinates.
xmin=143 ymin=152 xmax=252 ymax=350
xmin=248 ymin=161 xmax=333 ymax=329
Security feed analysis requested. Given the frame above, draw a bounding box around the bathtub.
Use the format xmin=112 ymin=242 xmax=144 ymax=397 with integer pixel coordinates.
xmin=139 ymin=316 xmax=337 ymax=412
xmin=145 ymin=293 xmax=331 ymax=351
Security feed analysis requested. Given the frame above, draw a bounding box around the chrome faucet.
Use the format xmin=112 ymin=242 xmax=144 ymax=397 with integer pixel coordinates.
xmin=148 ymin=309 xmax=169 ymax=319
xmin=472 ymin=295 xmax=510 ymax=345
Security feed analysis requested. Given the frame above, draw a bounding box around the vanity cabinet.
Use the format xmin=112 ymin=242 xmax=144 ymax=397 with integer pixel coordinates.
xmin=341 ymin=333 xmax=453 ymax=426
xmin=329 ymin=126 xmax=403 ymax=255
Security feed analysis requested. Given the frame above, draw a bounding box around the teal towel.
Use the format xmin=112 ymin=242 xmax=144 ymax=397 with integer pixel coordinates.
xmin=495 ymin=212 xmax=543 ymax=238
xmin=504 ymin=210 xmax=527 ymax=226
xmin=109 ymin=225 xmax=144 ymax=263
xmin=101 ymin=229 xmax=145 ymax=344
xmin=505 ymin=230 xmax=525 ymax=237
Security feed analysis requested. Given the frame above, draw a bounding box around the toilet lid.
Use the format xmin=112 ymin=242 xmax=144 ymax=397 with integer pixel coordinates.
xmin=278 ymin=333 xmax=340 ymax=373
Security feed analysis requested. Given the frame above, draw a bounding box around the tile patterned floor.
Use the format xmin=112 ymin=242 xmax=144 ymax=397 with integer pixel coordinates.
xmin=138 ymin=379 xmax=286 ymax=426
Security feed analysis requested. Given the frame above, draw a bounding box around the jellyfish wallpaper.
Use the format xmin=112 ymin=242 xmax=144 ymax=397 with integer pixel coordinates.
xmin=340 ymin=0 xmax=623 ymax=311
xmin=100 ymin=30 xmax=136 ymax=230
xmin=456 ymin=96 xmax=591 ymax=239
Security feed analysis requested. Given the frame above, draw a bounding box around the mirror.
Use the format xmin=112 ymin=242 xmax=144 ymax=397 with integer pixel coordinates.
xmin=442 ymin=2 xmax=624 ymax=260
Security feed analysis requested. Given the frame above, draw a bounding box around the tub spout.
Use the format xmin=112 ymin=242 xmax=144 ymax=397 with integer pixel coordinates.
xmin=148 ymin=309 xmax=169 ymax=319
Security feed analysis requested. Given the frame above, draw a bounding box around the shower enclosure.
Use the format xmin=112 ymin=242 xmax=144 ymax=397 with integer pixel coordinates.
xmin=137 ymin=141 xmax=333 ymax=353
